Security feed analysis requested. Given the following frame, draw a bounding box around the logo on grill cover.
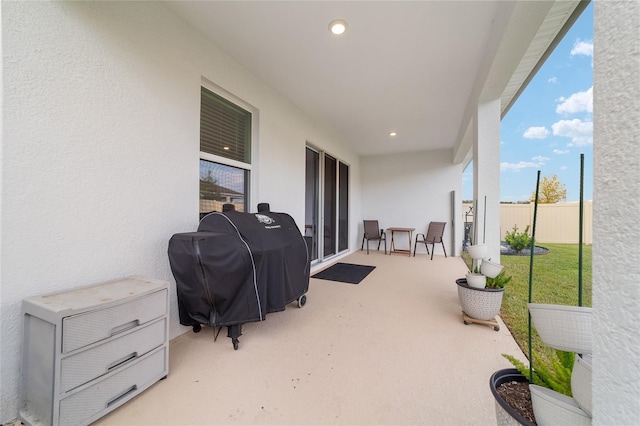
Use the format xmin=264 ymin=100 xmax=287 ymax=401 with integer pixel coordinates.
xmin=255 ymin=214 xmax=275 ymax=225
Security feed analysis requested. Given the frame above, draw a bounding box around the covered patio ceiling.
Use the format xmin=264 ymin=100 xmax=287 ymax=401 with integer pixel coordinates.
xmin=165 ymin=1 xmax=588 ymax=159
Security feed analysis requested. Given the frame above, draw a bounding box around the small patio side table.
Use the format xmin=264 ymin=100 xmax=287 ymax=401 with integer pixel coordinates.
xmin=387 ymin=227 xmax=415 ymax=257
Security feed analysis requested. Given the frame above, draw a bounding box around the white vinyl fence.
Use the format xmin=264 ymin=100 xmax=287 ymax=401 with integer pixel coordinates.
xmin=463 ymin=201 xmax=593 ymax=245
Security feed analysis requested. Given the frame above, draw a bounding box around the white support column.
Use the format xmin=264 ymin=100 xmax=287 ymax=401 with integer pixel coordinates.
xmin=593 ymin=1 xmax=640 ymax=424
xmin=473 ymin=99 xmax=501 ymax=262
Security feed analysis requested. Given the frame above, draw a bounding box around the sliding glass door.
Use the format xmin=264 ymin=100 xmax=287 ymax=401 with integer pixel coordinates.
xmin=323 ymin=155 xmax=337 ymax=258
xmin=338 ymin=161 xmax=349 ymax=252
xmin=305 ymin=146 xmax=349 ymax=264
xmin=305 ymin=148 xmax=320 ymax=261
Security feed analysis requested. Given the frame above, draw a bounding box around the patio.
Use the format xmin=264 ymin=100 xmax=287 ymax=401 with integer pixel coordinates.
xmin=2 ymin=1 xmax=638 ymax=424
xmin=94 ymin=252 xmax=525 ymax=425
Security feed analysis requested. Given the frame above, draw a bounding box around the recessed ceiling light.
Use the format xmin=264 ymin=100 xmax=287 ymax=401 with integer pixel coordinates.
xmin=329 ymin=19 xmax=348 ymax=35
xmin=223 ymin=146 xmax=230 ymax=150
xmin=389 ymin=132 xmax=397 ymax=137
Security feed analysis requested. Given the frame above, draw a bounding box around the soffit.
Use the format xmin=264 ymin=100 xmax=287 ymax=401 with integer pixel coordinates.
xmin=165 ymin=1 xmax=586 ymax=158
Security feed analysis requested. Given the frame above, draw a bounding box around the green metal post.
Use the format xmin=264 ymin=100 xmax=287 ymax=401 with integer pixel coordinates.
xmin=579 ymin=154 xmax=584 ymax=306
xmin=483 ymin=195 xmax=487 ymax=244
xmin=528 ymin=170 xmax=541 ymax=382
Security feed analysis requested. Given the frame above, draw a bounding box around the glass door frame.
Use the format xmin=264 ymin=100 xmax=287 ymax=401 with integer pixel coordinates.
xmin=305 ymin=145 xmax=350 ymax=265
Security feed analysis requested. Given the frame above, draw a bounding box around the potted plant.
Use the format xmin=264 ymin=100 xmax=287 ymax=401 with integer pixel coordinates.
xmin=501 ymin=347 xmax=591 ymax=426
xmin=458 ymin=204 xmax=508 ymax=330
xmin=493 ymin=349 xmax=577 ymax=426
xmin=456 ymin=270 xmax=511 ymax=331
xmin=491 ymin=162 xmax=592 ymax=426
xmin=490 ymin=368 xmax=536 ymax=426
xmin=491 ymin=295 xmax=593 ymax=424
xmin=526 ymin=304 xmax=593 ymax=425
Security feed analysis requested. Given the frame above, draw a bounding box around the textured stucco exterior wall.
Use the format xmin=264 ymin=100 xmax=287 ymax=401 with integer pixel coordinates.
xmin=0 ymin=2 xmax=359 ymax=422
xmin=474 ymin=99 xmax=502 ymax=263
xmin=593 ymin=1 xmax=640 ymax=424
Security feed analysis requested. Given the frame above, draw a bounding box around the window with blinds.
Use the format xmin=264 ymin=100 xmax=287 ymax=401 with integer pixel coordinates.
xmin=200 ymin=87 xmax=251 ymax=164
xmin=199 ymin=86 xmax=252 ymax=216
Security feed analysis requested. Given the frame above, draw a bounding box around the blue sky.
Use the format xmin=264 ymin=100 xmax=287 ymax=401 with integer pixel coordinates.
xmin=463 ymin=3 xmax=593 ymax=202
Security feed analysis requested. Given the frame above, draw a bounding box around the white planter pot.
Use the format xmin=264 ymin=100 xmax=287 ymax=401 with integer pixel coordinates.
xmin=529 ymin=385 xmax=591 ymax=426
xmin=571 ymin=354 xmax=592 ymax=417
xmin=467 ymin=244 xmax=487 ymax=259
xmin=481 ymin=258 xmax=504 ymax=278
xmin=456 ymin=279 xmax=504 ymax=321
xmin=527 ymin=304 xmax=593 ymax=354
xmin=465 ymin=273 xmax=486 ymax=289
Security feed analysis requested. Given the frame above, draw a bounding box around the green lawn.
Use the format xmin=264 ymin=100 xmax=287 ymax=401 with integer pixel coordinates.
xmin=463 ymin=244 xmax=592 ymax=366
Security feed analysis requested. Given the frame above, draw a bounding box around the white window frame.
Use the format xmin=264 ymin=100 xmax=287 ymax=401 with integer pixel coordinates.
xmin=200 ymin=79 xmax=259 ymax=211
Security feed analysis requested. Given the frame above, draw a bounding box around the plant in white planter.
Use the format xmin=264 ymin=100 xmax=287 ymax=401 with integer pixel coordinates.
xmin=497 ymin=347 xmax=581 ymax=425
xmin=456 ymin=269 xmax=511 ymax=331
xmin=494 ymin=283 xmax=593 ymax=424
xmin=459 ymin=196 xmax=510 ymax=330
xmin=526 ymin=304 xmax=593 ymax=425
xmin=491 ymin=162 xmax=593 ymax=426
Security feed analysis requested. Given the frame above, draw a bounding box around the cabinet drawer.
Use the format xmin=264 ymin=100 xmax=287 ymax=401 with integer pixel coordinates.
xmin=60 ymin=318 xmax=166 ymax=393
xmin=62 ymin=289 xmax=167 ymax=353
xmin=59 ymin=345 xmax=167 ymax=426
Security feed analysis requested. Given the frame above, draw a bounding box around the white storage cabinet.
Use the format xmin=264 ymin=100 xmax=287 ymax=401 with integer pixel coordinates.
xmin=19 ymin=276 xmax=169 ymax=426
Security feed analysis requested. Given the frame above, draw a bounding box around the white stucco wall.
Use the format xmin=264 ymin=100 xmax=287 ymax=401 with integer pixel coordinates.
xmin=593 ymin=1 xmax=640 ymax=424
xmin=0 ymin=1 xmax=360 ymax=421
xmin=360 ymin=149 xmax=464 ymax=256
xmin=474 ymin=99 xmax=502 ymax=263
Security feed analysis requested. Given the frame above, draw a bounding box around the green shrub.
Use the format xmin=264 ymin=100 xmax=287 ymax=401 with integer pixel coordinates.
xmin=505 ymin=225 xmax=531 ymax=253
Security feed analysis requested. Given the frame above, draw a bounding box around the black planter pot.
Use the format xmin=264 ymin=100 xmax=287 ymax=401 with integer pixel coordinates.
xmin=489 ymin=369 xmax=535 ymax=426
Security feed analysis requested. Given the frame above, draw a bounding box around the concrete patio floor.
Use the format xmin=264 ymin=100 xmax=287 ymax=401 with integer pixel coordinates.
xmin=94 ymin=251 xmax=526 ymax=425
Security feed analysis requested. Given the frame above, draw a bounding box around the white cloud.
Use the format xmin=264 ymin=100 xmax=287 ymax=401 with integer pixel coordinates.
xmin=556 ymin=86 xmax=593 ymax=114
xmin=560 ymin=166 xmax=568 ymax=170
xmin=553 ymin=149 xmax=570 ymax=154
xmin=501 ymin=161 xmax=541 ymax=172
xmin=548 ymin=77 xmax=558 ymax=84
xmin=532 ymin=155 xmax=550 ymax=162
xmin=552 ymin=119 xmax=593 ymax=146
xmin=571 ymin=39 xmax=594 ymax=57
xmin=501 ymin=156 xmax=548 ymax=172
xmin=523 ymin=126 xmax=550 ymax=139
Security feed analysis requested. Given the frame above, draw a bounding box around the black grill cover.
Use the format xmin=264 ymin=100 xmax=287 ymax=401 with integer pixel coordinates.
xmin=168 ymin=211 xmax=310 ymax=329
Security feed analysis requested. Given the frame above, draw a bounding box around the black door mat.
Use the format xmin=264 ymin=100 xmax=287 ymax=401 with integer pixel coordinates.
xmin=311 ymin=263 xmax=376 ymax=284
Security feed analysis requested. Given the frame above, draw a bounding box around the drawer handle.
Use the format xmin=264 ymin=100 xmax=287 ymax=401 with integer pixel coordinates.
xmin=110 ymin=319 xmax=140 ymax=336
xmin=107 ymin=352 xmax=138 ymax=371
xmin=106 ymin=384 xmax=138 ymax=408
